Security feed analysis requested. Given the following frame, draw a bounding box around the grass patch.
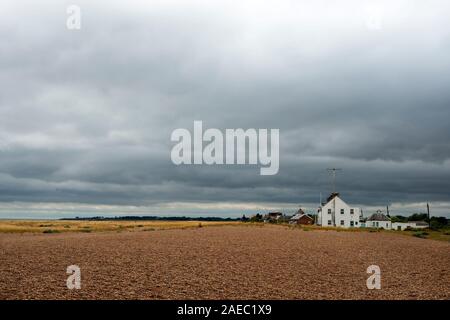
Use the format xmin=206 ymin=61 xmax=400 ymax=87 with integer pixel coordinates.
xmin=0 ymin=220 xmax=240 ymax=234
xmin=394 ymin=228 xmax=449 ymax=242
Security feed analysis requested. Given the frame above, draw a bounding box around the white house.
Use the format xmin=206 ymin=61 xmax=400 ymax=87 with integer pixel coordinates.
xmin=366 ymin=210 xmax=391 ymax=229
xmin=317 ymin=193 xmax=361 ymax=228
xmin=392 ymin=221 xmax=428 ymax=231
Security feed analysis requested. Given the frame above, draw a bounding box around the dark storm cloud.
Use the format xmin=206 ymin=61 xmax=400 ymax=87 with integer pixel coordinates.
xmin=1 ymin=0 xmax=450 ymax=217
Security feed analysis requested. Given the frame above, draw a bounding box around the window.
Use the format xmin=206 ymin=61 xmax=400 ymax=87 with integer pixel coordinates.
xmin=386 ymin=223 xmax=389 ymax=228
xmin=375 ymin=222 xmax=379 ymax=227
xmin=328 ymin=209 xmax=331 ymax=214
xmin=355 ymin=222 xmax=358 ymax=225
xmin=328 ymin=220 xmax=332 ymax=226
xmin=350 ymin=209 xmax=354 ymax=214
xmin=340 ymin=209 xmax=344 ymax=214
xmin=350 ymin=221 xmax=354 ymax=227
xmin=340 ymin=220 xmax=344 ymax=226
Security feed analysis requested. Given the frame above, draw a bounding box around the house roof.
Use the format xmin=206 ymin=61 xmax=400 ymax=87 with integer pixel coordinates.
xmin=322 ymin=193 xmax=349 ymax=208
xmin=367 ymin=212 xmax=391 ymax=221
xmin=326 ymin=192 xmax=340 ymax=203
xmin=290 ymin=213 xmax=313 ymax=220
xmin=410 ymin=221 xmax=429 ymax=226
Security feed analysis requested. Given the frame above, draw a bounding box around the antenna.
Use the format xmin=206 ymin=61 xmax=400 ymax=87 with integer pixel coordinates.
xmin=327 ymin=168 xmax=342 ymax=193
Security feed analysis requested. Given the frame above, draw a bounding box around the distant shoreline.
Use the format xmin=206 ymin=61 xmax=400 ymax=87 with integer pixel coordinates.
xmin=60 ymin=216 xmax=241 ymax=222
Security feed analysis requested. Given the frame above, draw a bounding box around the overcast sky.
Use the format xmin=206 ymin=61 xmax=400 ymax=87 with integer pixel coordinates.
xmin=1 ymin=0 xmax=450 ymax=218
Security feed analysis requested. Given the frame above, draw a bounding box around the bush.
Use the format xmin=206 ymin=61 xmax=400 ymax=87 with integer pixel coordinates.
xmin=390 ymin=215 xmax=408 ymax=223
xmin=408 ymin=213 xmax=428 ymax=222
xmin=430 ymin=219 xmax=447 ymax=230
xmin=249 ymin=214 xmax=263 ymax=222
xmin=412 ymin=231 xmax=428 ymax=239
xmin=43 ymin=229 xmax=60 ymax=234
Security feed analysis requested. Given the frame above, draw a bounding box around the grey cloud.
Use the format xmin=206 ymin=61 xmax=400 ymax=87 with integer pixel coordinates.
xmin=1 ymin=0 xmax=450 ymax=217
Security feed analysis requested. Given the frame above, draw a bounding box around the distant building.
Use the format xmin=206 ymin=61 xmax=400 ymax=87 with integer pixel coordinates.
xmin=366 ymin=210 xmax=391 ymax=229
xmin=359 ymin=216 xmax=367 ymax=228
xmin=264 ymin=212 xmax=283 ymax=223
xmin=392 ymin=221 xmax=428 ymax=231
xmin=290 ymin=208 xmax=314 ymax=225
xmin=317 ymin=193 xmax=361 ymax=228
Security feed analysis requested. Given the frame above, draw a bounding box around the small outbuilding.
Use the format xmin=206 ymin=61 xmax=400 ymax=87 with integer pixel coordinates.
xmin=290 ymin=208 xmax=314 ymax=225
xmin=392 ymin=221 xmax=428 ymax=231
xmin=366 ymin=210 xmax=392 ymax=229
xmin=359 ymin=217 xmax=367 ymax=228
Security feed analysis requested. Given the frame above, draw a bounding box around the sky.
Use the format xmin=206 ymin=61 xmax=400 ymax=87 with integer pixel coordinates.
xmin=1 ymin=0 xmax=450 ymax=218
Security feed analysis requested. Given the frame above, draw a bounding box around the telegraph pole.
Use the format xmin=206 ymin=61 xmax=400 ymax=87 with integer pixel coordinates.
xmin=327 ymin=168 xmax=342 ymax=194
xmin=326 ymin=168 xmax=342 ymax=227
xmin=427 ymin=202 xmax=430 ymax=227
